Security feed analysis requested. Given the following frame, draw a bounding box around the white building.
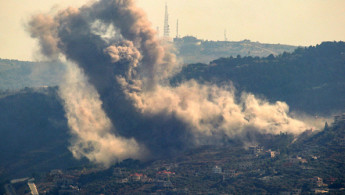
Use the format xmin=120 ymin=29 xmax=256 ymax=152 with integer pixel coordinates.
xmin=212 ymin=165 xmax=222 ymax=174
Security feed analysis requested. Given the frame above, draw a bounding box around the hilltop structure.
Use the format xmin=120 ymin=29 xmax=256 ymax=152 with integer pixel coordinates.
xmin=173 ymin=36 xmax=297 ymax=64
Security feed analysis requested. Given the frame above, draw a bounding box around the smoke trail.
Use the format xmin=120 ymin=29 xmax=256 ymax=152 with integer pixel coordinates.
xmin=59 ymin=62 xmax=144 ymax=167
xmin=118 ymin=79 xmax=310 ymax=139
xmin=28 ymin=0 xmax=318 ymax=165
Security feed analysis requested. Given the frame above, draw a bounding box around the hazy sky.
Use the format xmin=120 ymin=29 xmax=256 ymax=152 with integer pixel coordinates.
xmin=1 ymin=0 xmax=345 ymax=61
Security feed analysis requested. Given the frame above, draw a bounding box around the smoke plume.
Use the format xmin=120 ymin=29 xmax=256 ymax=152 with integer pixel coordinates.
xmin=28 ymin=0 xmax=318 ymax=166
xmin=58 ymin=62 xmax=145 ymax=167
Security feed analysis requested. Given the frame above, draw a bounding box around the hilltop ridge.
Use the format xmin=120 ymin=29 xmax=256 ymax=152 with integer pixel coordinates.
xmin=173 ymin=41 xmax=345 ymax=115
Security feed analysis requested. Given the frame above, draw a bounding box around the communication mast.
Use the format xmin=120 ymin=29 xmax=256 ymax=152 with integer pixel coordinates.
xmin=224 ymin=29 xmax=228 ymax=41
xmin=176 ymin=19 xmax=179 ymax=38
xmin=164 ymin=3 xmax=170 ymax=38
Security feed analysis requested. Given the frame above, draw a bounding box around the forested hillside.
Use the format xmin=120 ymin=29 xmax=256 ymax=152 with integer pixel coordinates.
xmin=172 ymin=41 xmax=345 ymax=115
xmin=0 ymin=87 xmax=85 ymax=178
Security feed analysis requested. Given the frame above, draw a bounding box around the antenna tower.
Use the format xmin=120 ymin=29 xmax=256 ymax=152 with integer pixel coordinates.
xmin=224 ymin=29 xmax=228 ymax=41
xmin=164 ymin=3 xmax=170 ymax=38
xmin=176 ymin=19 xmax=179 ymax=38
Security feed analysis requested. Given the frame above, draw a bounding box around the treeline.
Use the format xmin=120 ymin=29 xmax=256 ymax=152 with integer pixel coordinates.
xmin=172 ymin=41 xmax=345 ymax=115
xmin=0 ymin=59 xmax=65 ymax=90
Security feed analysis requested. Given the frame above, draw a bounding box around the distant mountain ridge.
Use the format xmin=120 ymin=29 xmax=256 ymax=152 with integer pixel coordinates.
xmin=0 ymin=59 xmax=64 ymax=90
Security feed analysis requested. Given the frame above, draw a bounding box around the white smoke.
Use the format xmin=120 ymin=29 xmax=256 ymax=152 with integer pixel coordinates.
xmin=59 ymin=62 xmax=145 ymax=167
xmin=118 ymin=78 xmax=312 ymax=141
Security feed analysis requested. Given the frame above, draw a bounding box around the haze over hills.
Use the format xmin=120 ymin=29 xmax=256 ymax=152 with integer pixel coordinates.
xmin=0 ymin=59 xmax=64 ymax=90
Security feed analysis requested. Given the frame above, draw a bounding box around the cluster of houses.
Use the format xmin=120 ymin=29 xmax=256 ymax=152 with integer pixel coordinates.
xmin=114 ymin=168 xmax=176 ymax=190
xmin=249 ymin=145 xmax=280 ymax=158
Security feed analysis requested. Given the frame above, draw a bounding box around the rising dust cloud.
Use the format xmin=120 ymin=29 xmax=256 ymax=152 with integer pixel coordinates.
xmin=28 ymin=0 xmax=319 ymax=167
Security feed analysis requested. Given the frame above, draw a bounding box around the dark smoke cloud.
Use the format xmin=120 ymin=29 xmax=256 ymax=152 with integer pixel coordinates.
xmin=28 ymin=0 xmax=320 ymax=167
